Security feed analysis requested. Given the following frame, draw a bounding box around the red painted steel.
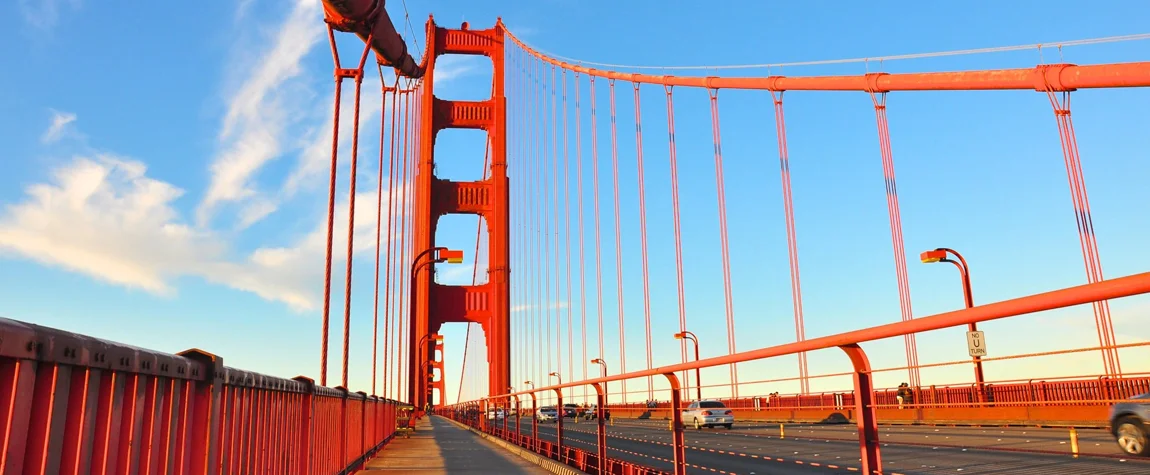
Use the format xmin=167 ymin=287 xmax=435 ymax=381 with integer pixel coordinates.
xmin=504 ymin=28 xmax=1150 ymax=91
xmin=0 ymin=318 xmax=400 ymax=474
xmin=473 ymin=272 xmax=1150 ymax=475
xmin=320 ymin=0 xmax=424 ymax=78
xmin=412 ymin=18 xmax=510 ymax=408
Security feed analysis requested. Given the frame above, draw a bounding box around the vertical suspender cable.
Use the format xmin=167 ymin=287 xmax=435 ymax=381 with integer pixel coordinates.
xmin=869 ymin=91 xmax=921 ymax=388
xmin=664 ymin=85 xmax=690 ymax=399
xmin=770 ymin=91 xmax=810 ymax=395
xmin=397 ymin=88 xmax=413 ymax=399
xmin=563 ymin=70 xmax=575 ymax=392
xmin=609 ymin=79 xmax=628 ymax=402
xmin=536 ymin=57 xmax=550 ymax=383
xmin=552 ymin=65 xmax=563 ymax=382
xmin=591 ymin=76 xmax=605 ymax=381
xmin=576 ymin=71 xmax=588 ymax=403
xmin=706 ymin=87 xmax=738 ymax=398
xmin=371 ymin=85 xmax=391 ymax=396
xmin=383 ymin=80 xmax=401 ymax=400
xmin=632 ymin=82 xmax=654 ymax=401
xmin=1043 ymin=87 xmax=1121 ymax=377
xmin=319 ymin=25 xmax=344 ymax=387
xmin=340 ymin=35 xmax=374 ymax=390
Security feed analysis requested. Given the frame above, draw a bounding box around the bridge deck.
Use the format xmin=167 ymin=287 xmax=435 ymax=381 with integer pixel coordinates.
xmin=362 ymin=416 xmax=552 ymax=474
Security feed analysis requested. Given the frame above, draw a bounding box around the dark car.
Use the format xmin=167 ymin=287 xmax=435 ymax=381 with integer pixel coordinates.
xmin=1109 ymin=392 xmax=1150 ymax=456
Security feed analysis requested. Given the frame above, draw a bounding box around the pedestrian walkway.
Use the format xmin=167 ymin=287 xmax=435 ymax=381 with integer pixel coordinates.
xmin=361 ymin=416 xmax=552 ymax=474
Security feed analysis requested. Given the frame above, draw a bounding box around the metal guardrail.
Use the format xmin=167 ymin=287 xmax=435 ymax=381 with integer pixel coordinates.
xmin=449 ymin=271 xmax=1150 ymax=475
xmin=0 ymin=317 xmax=401 ymax=474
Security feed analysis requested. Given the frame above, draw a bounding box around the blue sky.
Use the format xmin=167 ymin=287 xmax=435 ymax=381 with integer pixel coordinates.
xmin=2 ymin=0 xmax=1149 ymax=406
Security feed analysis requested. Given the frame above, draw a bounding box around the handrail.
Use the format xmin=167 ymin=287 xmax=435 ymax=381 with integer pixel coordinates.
xmin=494 ymin=271 xmax=1150 ymax=400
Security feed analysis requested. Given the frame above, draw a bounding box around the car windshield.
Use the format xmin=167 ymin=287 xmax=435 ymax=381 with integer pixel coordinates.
xmin=541 ymin=407 xmax=557 ymax=412
xmin=699 ymin=401 xmax=727 ymax=409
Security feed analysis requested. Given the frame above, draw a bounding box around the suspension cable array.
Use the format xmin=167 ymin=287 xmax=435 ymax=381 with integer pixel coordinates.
xmin=499 ymin=21 xmax=1150 ymax=406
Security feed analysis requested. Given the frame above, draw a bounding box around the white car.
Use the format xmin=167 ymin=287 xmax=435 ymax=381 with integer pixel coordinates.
xmin=536 ymin=406 xmax=559 ymax=422
xmin=486 ymin=408 xmax=506 ymax=420
xmin=681 ymin=400 xmax=734 ymax=430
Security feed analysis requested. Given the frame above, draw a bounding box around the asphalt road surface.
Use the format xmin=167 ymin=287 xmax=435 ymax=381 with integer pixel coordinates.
xmin=491 ymin=416 xmax=1150 ymax=475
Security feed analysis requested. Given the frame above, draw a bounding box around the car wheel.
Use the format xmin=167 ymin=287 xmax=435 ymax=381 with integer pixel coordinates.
xmin=693 ymin=418 xmax=702 ymax=430
xmin=1116 ymin=417 xmax=1150 ymax=456
xmin=724 ymin=424 xmax=733 ymax=430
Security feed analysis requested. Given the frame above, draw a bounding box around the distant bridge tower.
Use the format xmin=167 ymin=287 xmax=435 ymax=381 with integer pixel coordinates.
xmin=410 ymin=17 xmax=509 ymax=408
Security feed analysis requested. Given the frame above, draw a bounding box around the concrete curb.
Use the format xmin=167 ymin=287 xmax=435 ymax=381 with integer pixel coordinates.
xmin=437 ymin=416 xmax=589 ymax=475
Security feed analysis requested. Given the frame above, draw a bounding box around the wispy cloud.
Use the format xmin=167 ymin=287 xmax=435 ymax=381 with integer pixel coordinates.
xmin=40 ymin=109 xmax=77 ymax=144
xmin=434 ymin=55 xmax=485 ymax=86
xmin=18 ymin=0 xmax=81 ymax=30
xmin=197 ymin=0 xmax=324 ymax=228
xmin=0 ymin=152 xmax=411 ymax=311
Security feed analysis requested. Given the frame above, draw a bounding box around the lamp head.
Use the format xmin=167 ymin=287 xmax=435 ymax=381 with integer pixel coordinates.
xmin=437 ymin=248 xmax=465 ymax=264
xmin=920 ymin=249 xmax=948 ymax=264
xmin=591 ymin=358 xmax=604 ymax=364
xmin=673 ymin=332 xmax=685 ymax=340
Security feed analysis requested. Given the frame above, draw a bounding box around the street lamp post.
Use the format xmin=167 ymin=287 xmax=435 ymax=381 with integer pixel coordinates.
xmin=591 ymin=358 xmax=608 ymax=418
xmin=921 ymin=248 xmax=986 ymax=400
xmin=673 ymin=331 xmax=702 ymax=401
xmin=417 ymin=333 xmax=444 ymax=413
xmin=410 ymin=247 xmax=463 ymax=407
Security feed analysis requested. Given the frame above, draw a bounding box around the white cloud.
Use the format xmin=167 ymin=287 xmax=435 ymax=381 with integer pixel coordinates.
xmin=437 ymin=263 xmax=477 ymax=284
xmin=0 ymin=154 xmax=410 ymax=312
xmin=18 ymin=0 xmax=80 ymax=30
xmin=41 ymin=109 xmax=77 ymax=144
xmin=197 ymin=0 xmax=324 ymax=228
xmin=282 ymin=78 xmax=385 ymax=196
xmin=434 ymin=55 xmax=484 ymax=86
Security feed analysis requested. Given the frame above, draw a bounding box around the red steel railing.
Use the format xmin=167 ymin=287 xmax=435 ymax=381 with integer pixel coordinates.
xmin=449 ymin=271 xmax=1150 ymax=475
xmin=0 ymin=317 xmax=401 ymax=475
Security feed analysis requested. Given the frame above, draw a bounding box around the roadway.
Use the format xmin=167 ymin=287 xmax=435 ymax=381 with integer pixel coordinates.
xmin=491 ymin=416 xmax=1150 ymax=475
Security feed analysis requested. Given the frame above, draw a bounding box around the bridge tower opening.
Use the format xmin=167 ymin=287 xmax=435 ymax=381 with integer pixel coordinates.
xmin=410 ymin=18 xmax=509 ymax=409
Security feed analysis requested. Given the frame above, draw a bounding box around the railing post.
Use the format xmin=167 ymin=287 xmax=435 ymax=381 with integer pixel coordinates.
xmin=662 ymin=372 xmax=686 ymax=475
xmin=592 ymin=383 xmax=607 ymax=475
xmin=509 ymin=395 xmax=521 ymax=447
xmin=480 ymin=398 xmax=488 ymax=433
xmin=177 ymin=349 xmax=225 ymax=475
xmin=553 ymin=389 xmax=564 ymax=464
xmin=839 ymin=344 xmax=882 ymax=474
xmin=529 ymin=392 xmax=539 ymax=452
xmin=292 ymin=376 xmax=316 ymax=474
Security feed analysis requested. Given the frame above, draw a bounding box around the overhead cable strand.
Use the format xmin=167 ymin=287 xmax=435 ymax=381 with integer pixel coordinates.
xmin=504 ymin=29 xmax=1150 ymax=71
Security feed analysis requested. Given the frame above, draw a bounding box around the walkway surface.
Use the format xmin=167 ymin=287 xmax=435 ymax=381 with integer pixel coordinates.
xmin=361 ymin=416 xmax=552 ymax=474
